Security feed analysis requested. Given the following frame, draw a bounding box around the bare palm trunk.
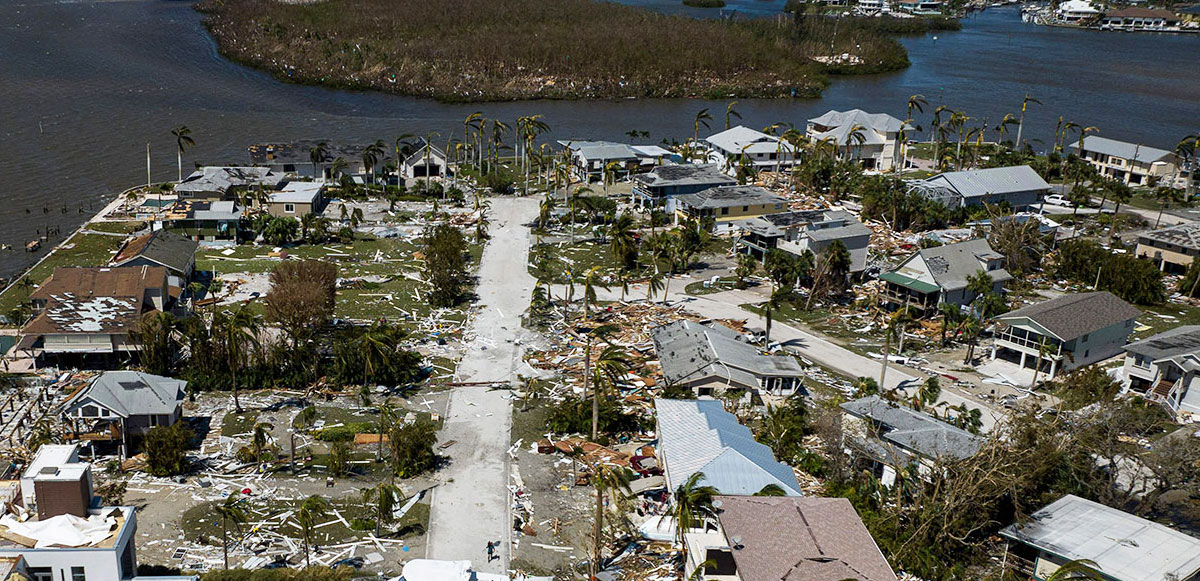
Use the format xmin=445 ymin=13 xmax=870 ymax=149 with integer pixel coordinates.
xmin=879 ymin=331 xmax=890 ymax=389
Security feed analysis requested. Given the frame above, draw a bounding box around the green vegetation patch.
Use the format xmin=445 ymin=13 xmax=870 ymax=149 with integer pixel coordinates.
xmin=181 ymin=495 xmax=429 ymax=548
xmin=0 ymin=233 xmax=128 ymax=318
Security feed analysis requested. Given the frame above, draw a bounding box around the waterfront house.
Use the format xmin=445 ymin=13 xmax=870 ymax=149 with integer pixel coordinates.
xmin=110 ymin=229 xmax=197 ymax=283
xmin=684 ymin=495 xmax=897 ymax=581
xmin=61 ymin=371 xmax=187 ymax=451
xmin=1134 ymin=221 xmax=1200 ymax=274
xmin=159 ymin=200 xmax=243 ymax=244
xmin=1120 ymin=325 xmax=1200 ymax=420
xmin=630 ymin=164 xmax=736 ymax=210
xmin=806 ymin=109 xmax=909 ymax=171
xmin=558 ymin=140 xmax=643 ymax=182
xmin=673 ymin=186 xmax=788 ymax=233
xmin=897 ymin=0 xmax=942 ymax=13
xmin=840 ymin=395 xmax=983 ymax=484
xmin=173 ymin=166 xmax=280 ymax=201
xmin=401 ymin=142 xmax=449 ymax=180
xmin=1100 ymin=7 xmax=1182 ymax=30
xmin=651 ymin=320 xmax=804 ymax=397
xmin=1071 ymin=135 xmax=1181 ymax=187
xmin=908 ymin=165 xmax=1050 ymax=210
xmin=880 ymin=238 xmax=1010 ymax=316
xmin=20 ymin=266 xmax=169 ymax=367
xmin=991 ymin=291 xmax=1140 ymax=379
xmin=248 ymin=141 xmax=377 ymax=181
xmin=258 ymin=181 xmax=325 ymax=218
xmin=1000 ymin=494 xmax=1200 ymax=581
xmin=1056 ymin=0 xmax=1100 ymax=22
xmin=704 ymin=126 xmax=798 ymax=175
xmin=734 ymin=209 xmax=871 ymax=274
xmin=655 ymin=398 xmax=804 ymax=496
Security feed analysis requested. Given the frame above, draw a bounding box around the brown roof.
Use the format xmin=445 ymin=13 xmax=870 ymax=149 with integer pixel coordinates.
xmin=1104 ymin=7 xmax=1177 ymax=18
xmin=715 ymin=495 xmax=897 ymax=581
xmin=29 ymin=266 xmax=167 ymax=302
xmin=23 ymin=266 xmax=166 ymax=336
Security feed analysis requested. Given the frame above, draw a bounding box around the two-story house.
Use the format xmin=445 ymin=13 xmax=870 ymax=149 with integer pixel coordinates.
xmin=991 ymin=291 xmax=1140 ymax=379
xmin=61 ymin=371 xmax=188 ymax=457
xmin=880 ymin=239 xmax=1010 ymax=317
xmin=110 ymin=230 xmax=198 ymax=283
xmin=173 ymin=166 xmax=280 ymax=200
xmin=806 ymin=109 xmax=909 ymax=171
xmin=1134 ymin=222 xmax=1200 ymax=274
xmin=631 ymin=164 xmax=736 ymax=211
xmin=673 ymin=186 xmax=789 ymax=233
xmin=1071 ymin=136 xmax=1182 ymax=187
xmin=1121 ymin=325 xmax=1200 ymax=420
xmin=734 ymin=209 xmax=872 ymax=274
xmin=704 ymin=126 xmax=798 ymax=175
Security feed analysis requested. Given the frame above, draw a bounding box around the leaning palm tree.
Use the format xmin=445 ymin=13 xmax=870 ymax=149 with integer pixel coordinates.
xmin=724 ymin=101 xmax=741 ymax=130
xmin=362 ymin=140 xmax=385 ymax=185
xmin=362 ymin=482 xmax=404 ymax=538
xmin=297 ymin=495 xmax=330 ymax=568
xmin=692 ymin=108 xmax=712 ymax=144
xmin=580 ymin=266 xmax=609 ymax=321
xmin=329 ymin=157 xmax=349 ymax=184
xmin=672 ymin=472 xmax=718 ymax=559
xmin=1014 ymin=93 xmax=1041 ymax=149
xmin=590 ymin=464 xmax=633 ymax=578
xmin=215 ymin=492 xmax=249 ymax=569
xmin=171 ymin=125 xmax=195 ymax=182
xmin=590 ymin=343 xmax=630 ymax=441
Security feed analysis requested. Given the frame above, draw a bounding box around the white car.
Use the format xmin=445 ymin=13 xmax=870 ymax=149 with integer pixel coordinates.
xmin=1044 ymin=194 xmax=1068 ymax=206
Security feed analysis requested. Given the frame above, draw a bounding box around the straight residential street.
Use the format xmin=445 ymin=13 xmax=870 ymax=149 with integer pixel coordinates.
xmin=425 ymin=197 xmax=539 ymax=572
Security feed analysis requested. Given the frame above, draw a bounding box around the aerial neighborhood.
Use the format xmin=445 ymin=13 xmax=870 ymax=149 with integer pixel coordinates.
xmin=0 ymin=101 xmax=1198 ymax=581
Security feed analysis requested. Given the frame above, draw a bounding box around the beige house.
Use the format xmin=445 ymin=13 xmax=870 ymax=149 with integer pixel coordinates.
xmin=1071 ymin=136 xmax=1181 ymax=187
xmin=807 ymin=109 xmax=910 ymax=171
xmin=1135 ymin=222 xmax=1200 ymax=274
xmin=673 ymin=186 xmax=788 ymax=233
xmin=259 ymin=181 xmax=325 ymax=217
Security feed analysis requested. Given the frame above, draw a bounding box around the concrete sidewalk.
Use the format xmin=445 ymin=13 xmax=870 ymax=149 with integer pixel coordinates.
xmin=426 ymin=197 xmax=539 ymax=572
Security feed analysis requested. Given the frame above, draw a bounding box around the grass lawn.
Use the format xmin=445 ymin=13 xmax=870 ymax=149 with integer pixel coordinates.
xmin=740 ymin=301 xmax=892 ymax=357
xmin=530 ymin=240 xmax=628 ymax=284
xmin=86 ymin=220 xmax=146 ymax=234
xmin=0 ymin=233 xmax=129 ymax=319
xmin=1134 ymin=303 xmax=1200 ymax=341
xmin=221 ymin=410 xmax=262 ymax=437
xmin=685 ymin=277 xmax=741 ymax=295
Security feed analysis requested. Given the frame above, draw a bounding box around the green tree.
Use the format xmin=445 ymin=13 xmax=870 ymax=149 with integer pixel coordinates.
xmin=590 ymin=343 xmax=630 ymax=441
xmin=362 ymin=482 xmax=404 ymax=538
xmin=755 ymin=398 xmax=809 ymax=462
xmin=608 ymin=213 xmax=639 ymax=270
xmin=328 ymin=440 xmax=352 ymax=477
xmin=264 ymin=260 xmax=337 ymax=345
xmin=145 ymin=423 xmax=193 ymax=476
xmin=297 ymin=496 xmax=330 ymax=568
xmin=217 ymin=304 xmax=260 ymax=413
xmin=252 ymin=422 xmax=274 ymax=465
xmin=387 ymin=419 xmax=439 ymax=478
xmin=172 ymin=125 xmax=195 ymax=183
xmin=734 ymin=253 xmax=757 ymax=289
xmin=422 ymin=224 xmax=470 ymax=307
xmin=262 ymin=216 xmax=299 ymax=246
xmin=672 ymin=472 xmax=718 ymax=560
xmin=137 ymin=311 xmax=178 ymax=375
xmin=309 ymin=142 xmax=329 ymax=181
xmin=214 ymin=492 xmax=249 ymax=569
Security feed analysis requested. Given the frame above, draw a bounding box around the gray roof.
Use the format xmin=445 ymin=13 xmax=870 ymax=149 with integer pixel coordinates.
xmin=675 ymin=186 xmax=788 ymax=210
xmin=559 ymin=140 xmax=640 ymax=161
xmin=191 ymin=200 xmax=242 ymax=221
xmin=907 ymin=238 xmax=1012 ymax=292
xmin=807 ymin=221 xmax=873 ymax=242
xmin=112 ymin=230 xmax=197 ymax=275
xmin=706 ymin=126 xmax=794 ymax=156
xmin=247 ymin=141 xmax=379 ymax=167
xmin=1000 ymin=494 xmax=1200 ymax=581
xmin=923 ymin=165 xmax=1050 ymax=199
xmin=1138 ymin=222 xmax=1200 ymax=251
xmin=840 ymin=395 xmax=983 ymax=460
xmin=65 ymin=371 xmax=186 ymax=418
xmin=269 ymin=181 xmax=324 ymax=204
xmin=997 ymin=291 xmax=1140 ymax=341
xmin=655 ymin=399 xmax=803 ymax=496
xmin=738 ymin=209 xmax=860 ymax=238
xmin=175 ymin=166 xmax=278 ymax=196
xmin=1124 ymin=325 xmax=1200 ymax=360
xmin=1072 ymin=136 xmax=1176 ymax=164
xmin=651 ymin=320 xmax=803 ymax=388
xmin=633 ymin=164 xmax=736 ymax=189
xmin=807 ymin=109 xmax=908 ymax=146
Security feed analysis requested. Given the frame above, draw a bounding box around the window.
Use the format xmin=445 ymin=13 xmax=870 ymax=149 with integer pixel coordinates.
xmin=1084 ymin=349 xmax=1090 ymax=358
xmin=742 ymin=206 xmax=749 ymax=212
xmin=71 ymin=567 xmax=86 ymax=581
xmin=1081 ymin=334 xmax=1089 ymax=343
xmin=82 ymin=405 xmax=99 ymax=418
xmin=284 ymin=203 xmax=295 ymax=213
xmin=720 ymin=208 xmax=729 ymax=216
xmin=27 ymin=568 xmax=50 ymax=581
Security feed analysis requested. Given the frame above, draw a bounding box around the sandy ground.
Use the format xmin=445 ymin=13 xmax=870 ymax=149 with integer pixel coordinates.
xmin=425 ymin=197 xmax=540 ymax=572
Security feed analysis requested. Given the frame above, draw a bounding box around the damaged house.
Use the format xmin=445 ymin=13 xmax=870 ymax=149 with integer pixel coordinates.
xmin=19 ymin=267 xmax=170 ymax=368
xmin=173 ymin=166 xmax=280 ymax=201
xmin=61 ymin=371 xmax=187 ymax=455
xmin=734 ymin=209 xmax=872 ymax=275
xmin=880 ymin=238 xmax=1011 ymax=317
xmin=840 ymin=395 xmax=984 ymax=484
xmin=651 ymin=320 xmax=804 ymax=398
xmin=1120 ymin=325 xmax=1200 ymax=419
xmin=111 ymin=229 xmax=198 ymax=283
xmin=631 ymin=164 xmax=736 ymax=211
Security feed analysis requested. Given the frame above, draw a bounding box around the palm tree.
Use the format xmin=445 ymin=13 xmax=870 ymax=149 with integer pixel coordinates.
xmin=375 ymin=397 xmax=399 ymax=464
xmin=581 ymin=266 xmax=608 ymax=321
xmin=931 ymin=105 xmax=950 ymax=162
xmin=879 ymin=307 xmax=912 ymax=390
xmin=602 ymin=160 xmax=622 ymax=195
xmin=309 ymin=142 xmax=329 ymax=182
xmin=297 ymin=495 xmax=330 ymax=568
xmin=724 ymin=101 xmax=740 ymax=130
xmin=490 ymin=119 xmax=510 ymax=166
xmin=693 ymin=108 xmax=713 ymax=145
xmin=251 ymin=421 xmax=273 ymax=465
xmin=644 ymin=272 xmax=665 ymax=303
xmin=1041 ymin=559 xmax=1104 ymax=581
xmin=997 ymin=113 xmax=1020 ymax=148
xmin=215 ymin=492 xmax=249 ymax=569
xmin=171 ymin=125 xmax=194 ymax=182
xmin=356 ymin=323 xmax=394 ymax=386
xmin=762 ymin=288 xmax=788 ymax=347
xmin=843 ymin=124 xmax=868 ymax=163
xmin=329 ymin=157 xmax=348 ymax=184
xmin=463 ymin=112 xmax=483 ymax=170
xmin=362 ymin=482 xmax=404 ymax=538
xmin=219 ymin=304 xmax=259 ymax=413
xmin=608 ymin=213 xmax=638 ymax=271
xmin=672 ymin=472 xmax=718 ymax=559
xmin=1154 ymin=184 xmax=1183 ymax=228
xmin=362 ymin=140 xmax=385 ymax=185
xmin=590 ymin=343 xmax=629 ymax=441
xmin=938 ymin=302 xmax=960 ymax=346
xmin=590 ymin=464 xmax=633 ymax=578
xmin=1014 ymin=93 xmax=1041 ymax=150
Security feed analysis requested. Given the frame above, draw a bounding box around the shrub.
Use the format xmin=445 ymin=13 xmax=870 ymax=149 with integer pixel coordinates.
xmin=145 ymin=423 xmax=193 ymax=477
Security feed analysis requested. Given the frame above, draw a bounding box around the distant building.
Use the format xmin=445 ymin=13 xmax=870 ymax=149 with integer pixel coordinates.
xmin=704 ymin=126 xmax=798 ymax=174
xmin=1057 ymin=0 xmax=1100 ymax=22
xmin=650 ymin=320 xmax=804 ymax=397
xmin=1001 ymin=494 xmax=1200 ymax=581
xmin=840 ymin=395 xmax=983 ymax=483
xmin=992 ymin=291 xmax=1140 ymax=379
xmin=1134 ymin=222 xmax=1200 ymax=274
xmin=61 ymin=371 xmax=187 ymax=456
xmin=248 ymin=141 xmax=378 ymax=181
xmin=631 ymin=164 xmax=736 ymax=210
xmin=173 ymin=166 xmax=280 ymax=200
xmin=111 ymin=230 xmax=198 ymax=282
xmin=257 ymin=181 xmax=325 ymax=218
xmin=685 ymin=495 xmax=898 ymax=581
xmin=655 ymin=398 xmax=804 ymax=496
xmin=1121 ymin=325 xmax=1200 ymax=419
xmin=401 ymin=142 xmax=449 ymax=180
xmin=897 ymin=0 xmax=942 ymax=13
xmin=734 ymin=209 xmax=872 ymax=274
xmin=158 ymin=200 xmax=243 ymax=243
xmin=806 ymin=109 xmax=909 ymax=171
xmin=20 ymin=266 xmax=170 ymax=367
xmin=1100 ymin=7 xmax=1182 ymax=30
xmin=908 ymin=165 xmax=1050 ymax=210
xmin=558 ymin=140 xmax=642 ymax=182
xmin=1071 ymin=136 xmax=1181 ymax=187
xmin=880 ymin=239 xmax=1010 ymax=316
xmin=673 ymin=186 xmax=789 ymax=232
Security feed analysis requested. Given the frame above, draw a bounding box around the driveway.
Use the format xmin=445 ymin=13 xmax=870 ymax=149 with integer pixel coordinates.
xmin=426 ymin=197 xmax=539 ymax=572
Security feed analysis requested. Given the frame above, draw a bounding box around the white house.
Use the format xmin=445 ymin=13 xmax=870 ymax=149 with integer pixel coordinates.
xmin=401 ymin=143 xmax=449 ymax=180
xmin=807 ymin=109 xmax=909 ymax=171
xmin=1121 ymin=325 xmax=1200 ymax=420
xmin=1071 ymin=136 xmax=1182 ymax=187
xmin=1057 ymin=0 xmax=1100 ymax=22
xmin=704 ymin=126 xmax=798 ymax=175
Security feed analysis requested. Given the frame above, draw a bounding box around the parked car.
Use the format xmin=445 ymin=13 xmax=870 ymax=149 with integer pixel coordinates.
xmin=1044 ymin=194 xmax=1067 ymax=206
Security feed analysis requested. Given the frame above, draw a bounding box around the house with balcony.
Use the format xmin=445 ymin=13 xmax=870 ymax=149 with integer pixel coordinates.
xmin=651 ymin=320 xmax=804 ymax=398
xmin=1071 ymin=136 xmax=1181 ymax=187
xmin=61 ymin=371 xmax=188 ymax=457
xmin=673 ymin=186 xmax=788 ymax=233
xmin=840 ymin=395 xmax=983 ymax=484
xmin=631 ymin=164 xmax=736 ymax=211
xmin=683 ymin=495 xmax=897 ymax=581
xmin=880 ymin=239 xmax=1010 ymax=317
xmin=704 ymin=126 xmax=798 ymax=175
xmin=734 ymin=209 xmax=871 ymax=274
xmin=1000 ymin=494 xmax=1200 ymax=581
xmin=908 ymin=165 xmax=1050 ymax=210
xmin=991 ymin=291 xmax=1140 ymax=379
xmin=1121 ymin=325 xmax=1200 ymax=420
xmin=806 ymin=109 xmax=909 ymax=171
xmin=1134 ymin=222 xmax=1200 ymax=274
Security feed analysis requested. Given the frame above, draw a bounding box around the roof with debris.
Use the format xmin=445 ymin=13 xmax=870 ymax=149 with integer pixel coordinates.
xmin=269 ymin=181 xmax=324 ymax=205
xmin=715 ymin=495 xmax=897 ymax=581
xmin=892 ymin=238 xmax=1012 ymax=293
xmin=651 ymin=320 xmax=803 ymax=388
xmin=1000 ymin=494 xmax=1200 ymax=581
xmin=706 ymin=126 xmax=794 ymax=155
xmin=675 ymin=186 xmax=788 ymax=210
xmin=841 ymin=396 xmax=983 ymax=460
xmin=655 ymin=399 xmax=803 ymax=496
xmin=633 ymin=164 xmax=737 ymax=189
xmin=1124 ymin=325 xmax=1200 ymax=361
xmin=1071 ymin=136 xmax=1175 ymax=164
xmin=737 ymin=209 xmax=859 ymax=238
xmin=1137 ymin=222 xmax=1200 ymax=251
xmin=24 ymin=266 xmax=165 ymax=336
xmin=922 ymin=165 xmax=1050 ymax=199
xmin=112 ymin=230 xmax=197 ymax=274
xmin=558 ymin=140 xmax=641 ymax=161
xmin=997 ymin=291 xmax=1140 ymax=341
xmin=64 ymin=371 xmax=186 ymax=418
xmin=247 ymin=141 xmax=378 ymax=166
xmin=174 ymin=166 xmax=278 ymax=196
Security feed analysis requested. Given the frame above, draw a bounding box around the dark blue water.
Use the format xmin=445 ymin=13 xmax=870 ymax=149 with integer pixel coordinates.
xmin=0 ymin=0 xmax=1197 ymax=277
